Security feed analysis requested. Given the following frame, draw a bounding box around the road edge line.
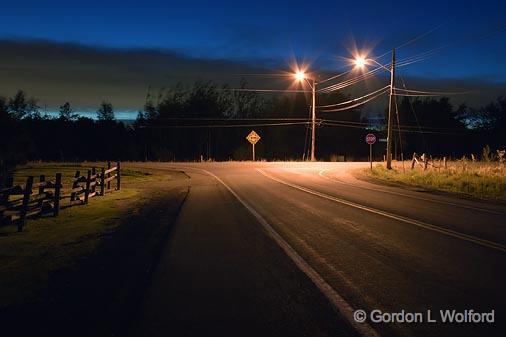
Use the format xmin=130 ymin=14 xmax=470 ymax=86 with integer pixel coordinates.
xmin=259 ymin=168 xmax=506 ymax=253
xmin=199 ymin=168 xmax=381 ymax=337
xmin=318 ymin=169 xmax=504 ymax=215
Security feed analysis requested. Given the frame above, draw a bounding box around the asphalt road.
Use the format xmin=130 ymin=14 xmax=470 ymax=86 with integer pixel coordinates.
xmin=129 ymin=162 xmax=506 ymax=337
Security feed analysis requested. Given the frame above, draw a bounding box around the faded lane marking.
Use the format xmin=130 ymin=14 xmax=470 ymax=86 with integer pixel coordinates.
xmin=258 ymin=168 xmax=506 ymax=253
xmin=317 ymin=168 xmax=504 ymax=215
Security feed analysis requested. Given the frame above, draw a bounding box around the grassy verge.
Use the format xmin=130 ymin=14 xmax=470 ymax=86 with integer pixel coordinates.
xmin=365 ymin=162 xmax=506 ymax=201
xmin=0 ymin=162 xmax=187 ymax=309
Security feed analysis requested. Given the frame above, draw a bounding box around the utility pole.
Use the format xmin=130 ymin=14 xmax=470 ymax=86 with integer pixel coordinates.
xmin=386 ymin=49 xmax=396 ymax=169
xmin=311 ymin=78 xmax=316 ymax=162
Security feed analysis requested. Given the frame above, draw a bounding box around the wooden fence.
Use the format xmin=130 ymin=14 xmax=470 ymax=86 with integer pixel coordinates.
xmin=0 ymin=161 xmax=121 ymax=231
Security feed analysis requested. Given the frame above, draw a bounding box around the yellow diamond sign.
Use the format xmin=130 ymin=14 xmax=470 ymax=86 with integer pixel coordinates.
xmin=246 ymin=130 xmax=261 ymax=145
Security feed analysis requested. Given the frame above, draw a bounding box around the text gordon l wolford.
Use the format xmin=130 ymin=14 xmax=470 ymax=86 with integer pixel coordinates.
xmin=353 ymin=309 xmax=495 ymax=324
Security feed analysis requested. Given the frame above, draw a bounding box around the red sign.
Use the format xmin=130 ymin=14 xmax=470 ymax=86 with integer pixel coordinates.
xmin=365 ymin=133 xmax=376 ymax=145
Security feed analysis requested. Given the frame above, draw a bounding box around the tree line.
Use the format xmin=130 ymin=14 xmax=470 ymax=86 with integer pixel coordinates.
xmin=1 ymin=81 xmax=505 ymax=182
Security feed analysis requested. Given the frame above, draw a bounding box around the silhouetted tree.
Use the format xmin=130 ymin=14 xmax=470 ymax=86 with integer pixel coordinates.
xmin=1 ymin=84 xmax=504 ymax=168
xmin=7 ymin=90 xmax=28 ymax=119
xmin=58 ymin=102 xmax=78 ymax=121
xmin=96 ymin=101 xmax=115 ymax=121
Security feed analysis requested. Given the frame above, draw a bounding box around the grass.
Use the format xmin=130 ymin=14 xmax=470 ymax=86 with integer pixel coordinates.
xmin=0 ymin=162 xmax=185 ymax=308
xmin=366 ymin=161 xmax=506 ymax=201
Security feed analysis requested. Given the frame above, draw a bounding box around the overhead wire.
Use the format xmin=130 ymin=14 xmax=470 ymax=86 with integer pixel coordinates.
xmin=318 ymin=69 xmax=353 ymax=84
xmin=151 ymin=117 xmax=309 ymax=121
xmin=317 ymin=85 xmax=390 ymax=108
xmin=393 ymin=88 xmax=470 ymax=96
xmin=317 ymin=66 xmax=387 ymax=93
xmin=318 ymin=87 xmax=390 ymax=112
xmin=141 ymin=121 xmax=309 ymax=128
xmin=321 ymin=121 xmax=467 ymax=135
xmin=303 ymin=104 xmax=312 ymax=160
xmin=393 ymin=86 xmax=404 ymax=162
xmin=398 ymin=74 xmax=430 ymax=152
xmin=223 ymin=88 xmax=312 ymax=93
xmin=372 ymin=19 xmax=449 ymax=60
xmin=318 ymin=118 xmax=469 ymax=131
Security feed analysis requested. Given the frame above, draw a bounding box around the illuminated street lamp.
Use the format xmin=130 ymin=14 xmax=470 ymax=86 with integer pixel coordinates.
xmin=354 ymin=50 xmax=396 ymax=169
xmin=294 ymin=70 xmax=317 ymax=162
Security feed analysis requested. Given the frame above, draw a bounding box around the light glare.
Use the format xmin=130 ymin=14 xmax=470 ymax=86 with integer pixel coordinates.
xmin=295 ymin=71 xmax=306 ymax=81
xmin=354 ymin=56 xmax=366 ymax=68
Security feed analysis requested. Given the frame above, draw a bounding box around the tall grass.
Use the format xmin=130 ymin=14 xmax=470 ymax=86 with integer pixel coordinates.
xmin=369 ymin=161 xmax=506 ymax=201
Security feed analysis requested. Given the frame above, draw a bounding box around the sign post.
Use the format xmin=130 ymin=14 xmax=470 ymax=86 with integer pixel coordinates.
xmin=246 ymin=130 xmax=261 ymax=161
xmin=365 ymin=133 xmax=377 ymax=171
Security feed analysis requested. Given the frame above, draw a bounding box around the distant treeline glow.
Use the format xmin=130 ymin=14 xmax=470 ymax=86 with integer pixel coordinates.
xmin=1 ymin=81 xmax=505 ymax=182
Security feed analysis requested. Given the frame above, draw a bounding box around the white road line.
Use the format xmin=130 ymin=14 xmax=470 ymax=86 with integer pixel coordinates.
xmin=196 ymin=168 xmax=381 ymax=337
xmin=258 ymin=168 xmax=506 ymax=253
xmin=318 ymin=169 xmax=504 ymax=215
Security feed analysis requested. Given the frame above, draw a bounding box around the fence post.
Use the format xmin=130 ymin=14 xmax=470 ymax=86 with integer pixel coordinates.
xmin=100 ymin=168 xmax=106 ymax=196
xmin=19 ymin=176 xmax=33 ymax=232
xmin=116 ymin=161 xmax=121 ymax=190
xmin=91 ymin=167 xmax=96 ymax=194
xmin=38 ymin=174 xmax=45 ymax=210
xmin=84 ymin=170 xmax=91 ymax=204
xmin=443 ymin=157 xmax=447 ymax=169
xmin=70 ymin=170 xmax=80 ymax=202
xmin=411 ymin=152 xmax=417 ymax=170
xmin=107 ymin=161 xmax=111 ymax=190
xmin=54 ymin=173 xmax=62 ymax=216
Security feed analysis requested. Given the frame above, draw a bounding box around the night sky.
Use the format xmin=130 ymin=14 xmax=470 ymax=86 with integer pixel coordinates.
xmin=1 ymin=0 xmax=505 ymax=115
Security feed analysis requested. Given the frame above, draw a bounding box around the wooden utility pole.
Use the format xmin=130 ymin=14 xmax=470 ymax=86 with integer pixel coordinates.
xmin=311 ymin=78 xmax=316 ymax=161
xmin=386 ymin=49 xmax=396 ymax=169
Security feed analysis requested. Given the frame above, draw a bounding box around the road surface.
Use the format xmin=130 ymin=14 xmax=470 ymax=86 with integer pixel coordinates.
xmin=129 ymin=162 xmax=506 ymax=337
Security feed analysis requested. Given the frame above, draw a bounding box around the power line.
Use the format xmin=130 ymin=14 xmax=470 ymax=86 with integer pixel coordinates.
xmin=317 ymin=66 xmax=387 ymax=93
xmin=140 ymin=121 xmax=309 ymax=128
xmin=396 ymin=22 xmax=448 ymax=50
xmin=321 ymin=121 xmax=467 ymax=135
xmin=398 ymin=74 xmax=429 ymax=152
xmin=150 ymin=117 xmax=309 ymax=121
xmin=317 ymin=85 xmax=390 ymax=108
xmin=393 ymin=88 xmax=470 ymax=96
xmin=318 ymin=69 xmax=353 ymax=84
xmin=373 ymin=20 xmax=450 ymax=60
xmin=318 ymin=88 xmax=389 ymax=112
xmin=223 ymin=88 xmax=312 ymax=93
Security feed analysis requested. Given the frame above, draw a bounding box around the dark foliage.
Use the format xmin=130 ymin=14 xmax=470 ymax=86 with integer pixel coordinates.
xmin=1 ymin=85 xmax=504 ymax=183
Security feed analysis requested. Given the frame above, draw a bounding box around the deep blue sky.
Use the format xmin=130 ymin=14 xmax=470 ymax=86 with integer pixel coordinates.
xmin=1 ymin=0 xmax=506 ymax=80
xmin=1 ymin=0 xmax=505 ymax=80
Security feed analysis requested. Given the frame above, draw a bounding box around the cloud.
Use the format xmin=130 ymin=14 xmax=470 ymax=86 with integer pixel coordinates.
xmin=0 ymin=39 xmax=263 ymax=111
xmin=0 ymin=38 xmax=504 ymax=116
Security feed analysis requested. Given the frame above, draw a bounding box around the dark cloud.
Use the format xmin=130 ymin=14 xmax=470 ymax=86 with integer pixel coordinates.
xmin=0 ymin=39 xmax=504 ymax=116
xmin=0 ymin=39 xmax=264 ymax=111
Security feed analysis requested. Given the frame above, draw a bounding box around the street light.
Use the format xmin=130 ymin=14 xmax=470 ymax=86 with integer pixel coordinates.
xmin=354 ymin=56 xmax=366 ymax=68
xmin=294 ymin=70 xmax=317 ymax=162
xmin=353 ymin=56 xmax=390 ymax=72
xmin=295 ymin=71 xmax=306 ymax=82
xmin=353 ymin=51 xmax=396 ymax=169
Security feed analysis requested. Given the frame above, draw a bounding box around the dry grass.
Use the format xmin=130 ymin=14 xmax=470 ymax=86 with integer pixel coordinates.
xmin=367 ymin=160 xmax=506 ymax=201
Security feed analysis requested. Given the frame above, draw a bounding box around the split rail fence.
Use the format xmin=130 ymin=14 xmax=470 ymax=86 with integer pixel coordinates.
xmin=0 ymin=161 xmax=121 ymax=231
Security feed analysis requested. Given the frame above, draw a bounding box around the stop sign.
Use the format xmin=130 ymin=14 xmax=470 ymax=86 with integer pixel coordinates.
xmin=365 ymin=133 xmax=376 ymax=145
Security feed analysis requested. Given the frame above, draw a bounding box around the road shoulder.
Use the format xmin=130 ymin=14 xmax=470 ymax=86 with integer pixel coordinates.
xmin=132 ymin=168 xmax=354 ymax=337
